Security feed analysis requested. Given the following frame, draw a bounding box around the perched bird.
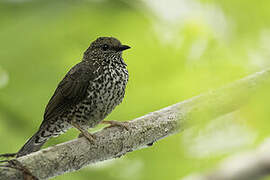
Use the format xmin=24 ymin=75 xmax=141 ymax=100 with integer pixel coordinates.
xmin=16 ymin=37 xmax=130 ymax=157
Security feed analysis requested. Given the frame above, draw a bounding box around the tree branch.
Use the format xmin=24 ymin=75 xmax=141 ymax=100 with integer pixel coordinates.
xmin=183 ymin=138 xmax=270 ymax=180
xmin=1 ymin=69 xmax=270 ymax=180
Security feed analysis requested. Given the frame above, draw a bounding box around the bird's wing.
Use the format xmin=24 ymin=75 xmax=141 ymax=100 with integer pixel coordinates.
xmin=43 ymin=61 xmax=96 ymax=121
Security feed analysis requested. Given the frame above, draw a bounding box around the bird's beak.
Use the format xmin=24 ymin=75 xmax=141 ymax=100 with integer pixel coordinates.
xmin=118 ymin=45 xmax=131 ymax=51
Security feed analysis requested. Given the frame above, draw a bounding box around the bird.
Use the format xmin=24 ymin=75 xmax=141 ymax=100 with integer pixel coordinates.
xmin=16 ymin=37 xmax=130 ymax=157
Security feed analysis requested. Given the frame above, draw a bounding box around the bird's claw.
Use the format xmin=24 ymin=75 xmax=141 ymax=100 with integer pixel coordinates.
xmin=78 ymin=131 xmax=96 ymax=143
xmin=101 ymin=120 xmax=129 ymax=131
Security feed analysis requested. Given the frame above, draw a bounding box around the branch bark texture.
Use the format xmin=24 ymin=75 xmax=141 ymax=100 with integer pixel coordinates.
xmin=1 ymin=69 xmax=270 ymax=179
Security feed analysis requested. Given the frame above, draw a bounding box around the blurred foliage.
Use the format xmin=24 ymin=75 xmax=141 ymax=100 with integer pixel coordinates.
xmin=1 ymin=0 xmax=270 ymax=179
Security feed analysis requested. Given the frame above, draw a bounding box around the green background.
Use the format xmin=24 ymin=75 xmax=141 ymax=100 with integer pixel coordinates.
xmin=1 ymin=0 xmax=270 ymax=179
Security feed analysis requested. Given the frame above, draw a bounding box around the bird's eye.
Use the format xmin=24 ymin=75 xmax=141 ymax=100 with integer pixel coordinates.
xmin=102 ymin=44 xmax=109 ymax=51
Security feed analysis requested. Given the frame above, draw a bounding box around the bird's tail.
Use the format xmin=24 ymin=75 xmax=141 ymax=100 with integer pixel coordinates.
xmin=16 ymin=131 xmax=47 ymax=158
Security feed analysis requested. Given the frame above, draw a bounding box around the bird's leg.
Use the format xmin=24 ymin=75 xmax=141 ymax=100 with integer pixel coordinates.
xmin=71 ymin=121 xmax=96 ymax=143
xmin=101 ymin=120 xmax=129 ymax=130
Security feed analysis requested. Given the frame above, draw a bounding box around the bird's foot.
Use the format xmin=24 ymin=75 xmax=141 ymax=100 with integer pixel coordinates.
xmin=71 ymin=121 xmax=96 ymax=143
xmin=78 ymin=131 xmax=96 ymax=143
xmin=101 ymin=120 xmax=129 ymax=130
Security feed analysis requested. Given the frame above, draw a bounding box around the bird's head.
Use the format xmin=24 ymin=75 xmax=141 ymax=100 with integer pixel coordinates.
xmin=83 ymin=37 xmax=130 ymax=64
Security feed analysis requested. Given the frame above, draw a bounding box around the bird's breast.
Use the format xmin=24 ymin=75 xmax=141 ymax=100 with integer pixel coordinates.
xmin=77 ymin=65 xmax=128 ymax=127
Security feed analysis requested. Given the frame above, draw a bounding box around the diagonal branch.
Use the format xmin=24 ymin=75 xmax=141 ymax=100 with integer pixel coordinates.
xmin=1 ymin=69 xmax=270 ymax=180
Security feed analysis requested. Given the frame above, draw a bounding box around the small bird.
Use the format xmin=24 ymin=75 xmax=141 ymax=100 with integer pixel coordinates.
xmin=16 ymin=37 xmax=130 ymax=157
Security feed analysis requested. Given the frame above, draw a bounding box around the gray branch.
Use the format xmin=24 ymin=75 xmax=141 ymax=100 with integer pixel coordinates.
xmin=1 ymin=69 xmax=270 ymax=180
xmin=183 ymin=138 xmax=270 ymax=180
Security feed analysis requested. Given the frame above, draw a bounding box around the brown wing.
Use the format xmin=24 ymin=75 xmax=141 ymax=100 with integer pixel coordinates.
xmin=43 ymin=61 xmax=96 ymax=121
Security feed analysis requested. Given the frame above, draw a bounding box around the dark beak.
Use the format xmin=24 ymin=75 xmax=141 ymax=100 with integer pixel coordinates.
xmin=118 ymin=45 xmax=131 ymax=51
